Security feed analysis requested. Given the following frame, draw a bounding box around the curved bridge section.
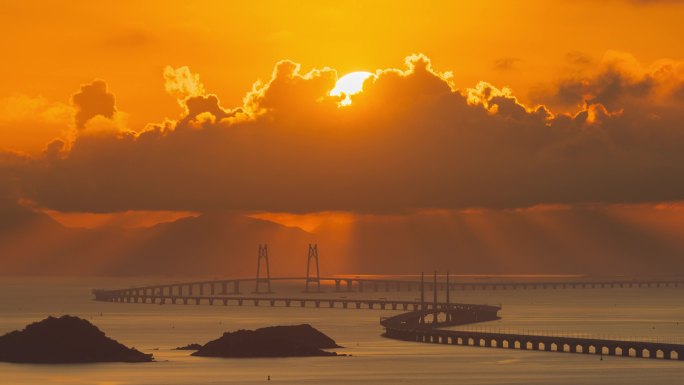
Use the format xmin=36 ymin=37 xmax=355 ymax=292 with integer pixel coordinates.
xmin=381 ymin=308 xmax=684 ymax=361
xmin=93 ymin=280 xmax=684 ymax=362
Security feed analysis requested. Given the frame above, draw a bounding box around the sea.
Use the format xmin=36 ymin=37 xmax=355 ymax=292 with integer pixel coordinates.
xmin=0 ymin=276 xmax=683 ymax=385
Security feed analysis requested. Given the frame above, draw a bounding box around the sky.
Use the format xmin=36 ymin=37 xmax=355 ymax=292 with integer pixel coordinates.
xmin=1 ymin=0 xmax=683 ymax=276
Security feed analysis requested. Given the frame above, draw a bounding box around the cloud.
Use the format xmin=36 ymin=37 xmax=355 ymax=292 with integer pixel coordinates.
xmin=10 ymin=53 xmax=684 ymax=214
xmin=163 ymin=66 xmax=206 ymax=105
xmin=162 ymin=66 xmax=240 ymax=128
xmin=243 ymin=59 xmax=339 ymax=116
xmin=71 ymin=80 xmax=116 ymax=129
xmin=544 ymin=51 xmax=684 ymax=110
xmin=0 ymin=95 xmax=73 ymax=154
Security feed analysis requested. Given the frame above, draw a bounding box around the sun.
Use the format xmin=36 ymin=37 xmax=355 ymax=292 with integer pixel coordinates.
xmin=330 ymin=71 xmax=374 ymax=106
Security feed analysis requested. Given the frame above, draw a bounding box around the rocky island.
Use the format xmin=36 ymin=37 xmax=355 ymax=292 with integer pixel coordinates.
xmin=192 ymin=324 xmax=343 ymax=358
xmin=0 ymin=315 xmax=153 ymax=363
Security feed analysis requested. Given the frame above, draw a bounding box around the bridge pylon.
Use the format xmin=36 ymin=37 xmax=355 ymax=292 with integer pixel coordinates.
xmin=305 ymin=244 xmax=321 ymax=293
xmin=254 ymin=244 xmax=273 ymax=294
xmin=433 ymin=271 xmax=438 ymax=324
xmin=446 ymin=272 xmax=451 ymax=322
xmin=420 ymin=272 xmax=425 ymax=324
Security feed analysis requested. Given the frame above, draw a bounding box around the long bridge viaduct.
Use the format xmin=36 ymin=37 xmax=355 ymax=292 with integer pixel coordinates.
xmin=93 ymin=268 xmax=684 ymax=362
xmin=102 ymin=276 xmax=684 ymax=299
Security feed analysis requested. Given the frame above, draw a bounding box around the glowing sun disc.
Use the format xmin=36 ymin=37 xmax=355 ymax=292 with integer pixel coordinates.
xmin=330 ymin=71 xmax=374 ymax=105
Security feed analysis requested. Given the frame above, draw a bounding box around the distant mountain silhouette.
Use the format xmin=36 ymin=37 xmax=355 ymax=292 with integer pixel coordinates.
xmin=192 ymin=324 xmax=341 ymax=358
xmin=0 ymin=201 xmax=316 ymax=276
xmin=115 ymin=212 xmax=317 ymax=276
xmin=1 ymin=199 xmax=683 ymax=276
xmin=0 ymin=315 xmax=152 ymax=363
xmin=0 ymin=199 xmax=60 ymax=232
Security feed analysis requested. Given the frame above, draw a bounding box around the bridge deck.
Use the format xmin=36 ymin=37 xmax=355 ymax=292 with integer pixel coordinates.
xmin=381 ymin=309 xmax=684 ymax=361
xmin=93 ymin=289 xmax=495 ymax=311
xmin=101 ymin=276 xmax=684 ymax=295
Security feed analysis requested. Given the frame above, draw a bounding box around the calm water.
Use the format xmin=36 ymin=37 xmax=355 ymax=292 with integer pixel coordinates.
xmin=0 ymin=277 xmax=683 ymax=385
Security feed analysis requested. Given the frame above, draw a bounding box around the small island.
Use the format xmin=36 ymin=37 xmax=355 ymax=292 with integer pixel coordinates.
xmin=0 ymin=315 xmax=153 ymax=363
xmin=175 ymin=343 xmax=202 ymax=350
xmin=192 ymin=324 xmax=343 ymax=358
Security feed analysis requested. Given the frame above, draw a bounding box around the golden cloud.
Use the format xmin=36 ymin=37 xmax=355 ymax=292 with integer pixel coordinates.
xmin=5 ymin=53 xmax=684 ymax=214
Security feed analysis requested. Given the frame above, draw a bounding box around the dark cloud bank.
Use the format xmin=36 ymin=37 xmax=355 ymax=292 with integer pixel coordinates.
xmin=11 ymin=53 xmax=684 ymax=214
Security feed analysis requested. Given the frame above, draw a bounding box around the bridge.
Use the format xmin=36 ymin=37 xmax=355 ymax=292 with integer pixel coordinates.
xmin=93 ymin=270 xmax=684 ymax=362
xmin=92 ymin=270 xmax=472 ymax=311
xmin=99 ymin=276 xmax=684 ymax=298
xmin=381 ymin=308 xmax=684 ymax=361
xmin=93 ymin=290 xmax=459 ymax=311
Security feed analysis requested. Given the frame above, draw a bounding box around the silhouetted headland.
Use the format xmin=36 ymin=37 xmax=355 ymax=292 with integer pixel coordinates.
xmin=0 ymin=315 xmax=153 ymax=363
xmin=192 ymin=324 xmax=343 ymax=357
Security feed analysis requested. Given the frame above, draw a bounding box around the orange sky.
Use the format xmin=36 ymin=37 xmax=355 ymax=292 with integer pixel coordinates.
xmin=1 ymin=1 xmax=684 ymax=276
xmin=1 ymin=1 xmax=683 ymax=154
